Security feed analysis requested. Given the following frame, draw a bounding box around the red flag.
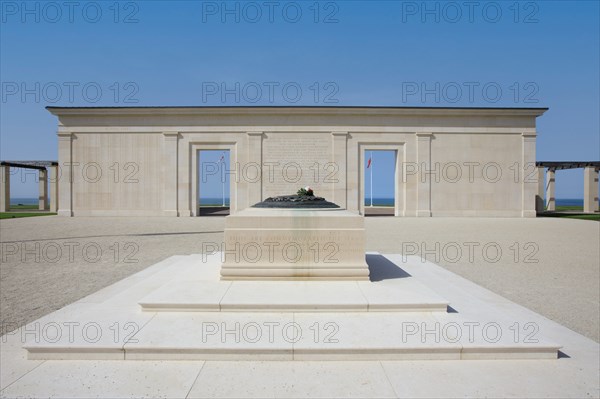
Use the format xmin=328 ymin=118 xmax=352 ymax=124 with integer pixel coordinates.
xmin=367 ymin=158 xmax=372 ymax=168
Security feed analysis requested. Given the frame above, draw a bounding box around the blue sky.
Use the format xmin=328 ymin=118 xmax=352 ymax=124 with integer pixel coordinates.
xmin=1 ymin=0 xmax=598 ymax=199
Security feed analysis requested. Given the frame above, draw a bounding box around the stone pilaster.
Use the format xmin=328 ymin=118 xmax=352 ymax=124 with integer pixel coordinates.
xmin=247 ymin=132 xmax=263 ymax=207
xmin=57 ymin=132 xmax=73 ymax=217
xmin=331 ymin=132 xmax=348 ymax=209
xmin=416 ymin=132 xmax=432 ymax=217
xmin=521 ymin=133 xmax=537 ymax=217
xmin=163 ymin=132 xmax=179 ymax=216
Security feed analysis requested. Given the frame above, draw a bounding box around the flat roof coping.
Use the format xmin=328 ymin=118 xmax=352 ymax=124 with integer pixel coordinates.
xmin=46 ymin=105 xmax=549 ymax=118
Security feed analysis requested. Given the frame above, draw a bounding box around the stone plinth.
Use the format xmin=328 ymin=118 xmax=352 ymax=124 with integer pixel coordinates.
xmin=219 ymin=208 xmax=369 ymax=280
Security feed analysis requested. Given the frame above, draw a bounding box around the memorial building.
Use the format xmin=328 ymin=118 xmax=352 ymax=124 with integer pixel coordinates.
xmin=45 ymin=106 xmax=547 ymax=217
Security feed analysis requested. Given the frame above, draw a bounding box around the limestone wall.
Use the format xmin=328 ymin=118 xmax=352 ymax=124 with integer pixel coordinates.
xmin=70 ymin=133 xmax=163 ymax=215
xmin=428 ymin=133 xmax=527 ymax=217
xmin=48 ymin=106 xmax=545 ymax=217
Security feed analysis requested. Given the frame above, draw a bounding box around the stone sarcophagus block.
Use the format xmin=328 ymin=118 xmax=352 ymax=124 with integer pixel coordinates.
xmin=219 ymin=208 xmax=370 ymax=280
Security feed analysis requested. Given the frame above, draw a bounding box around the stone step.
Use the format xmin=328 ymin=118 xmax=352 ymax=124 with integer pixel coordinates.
xmin=24 ymin=311 xmax=561 ymax=361
xmin=138 ymin=279 xmax=450 ymax=313
xmin=20 ymin=253 xmax=562 ymax=362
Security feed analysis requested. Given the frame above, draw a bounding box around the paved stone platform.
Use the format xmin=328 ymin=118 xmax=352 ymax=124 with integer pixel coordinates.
xmin=17 ymin=253 xmax=560 ymax=361
xmin=1 ymin=252 xmax=598 ymax=398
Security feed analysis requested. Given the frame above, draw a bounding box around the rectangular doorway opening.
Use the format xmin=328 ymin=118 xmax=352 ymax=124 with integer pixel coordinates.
xmin=364 ymin=150 xmax=396 ymax=216
xmin=4 ymin=166 xmax=49 ymax=213
xmin=198 ymin=150 xmax=230 ymax=216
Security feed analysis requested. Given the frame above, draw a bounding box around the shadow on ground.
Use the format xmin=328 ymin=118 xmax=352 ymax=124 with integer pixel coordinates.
xmin=199 ymin=207 xmax=230 ymax=216
xmin=366 ymin=253 xmax=411 ymax=281
xmin=364 ymin=207 xmax=395 ymax=217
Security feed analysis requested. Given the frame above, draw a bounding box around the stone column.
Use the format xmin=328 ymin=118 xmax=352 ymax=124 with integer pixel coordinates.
xmin=163 ymin=132 xmax=179 ymax=216
xmin=0 ymin=166 xmax=9 ymax=212
xmin=416 ymin=132 xmax=432 ymax=217
xmin=583 ymin=166 xmax=599 ymax=213
xmin=247 ymin=132 xmax=263 ymax=207
xmin=521 ymin=133 xmax=537 ymax=217
xmin=545 ymin=168 xmax=556 ymax=211
xmin=331 ymin=132 xmax=348 ymax=209
xmin=38 ymin=168 xmax=48 ymax=210
xmin=535 ymin=167 xmax=545 ymax=212
xmin=49 ymin=164 xmax=59 ymax=212
xmin=57 ymin=132 xmax=73 ymax=217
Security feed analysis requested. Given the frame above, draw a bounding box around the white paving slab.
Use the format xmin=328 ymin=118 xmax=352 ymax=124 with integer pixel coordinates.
xmin=187 ymin=361 xmax=397 ymax=398
xmin=168 ymin=254 xmax=223 ymax=282
xmin=123 ymin=312 xmax=295 ymax=360
xmin=0 ymin=329 xmax=44 ymax=391
xmin=139 ymin=280 xmax=232 ymax=311
xmin=292 ymin=312 xmax=461 ymax=360
xmin=430 ymin=312 xmax=560 ymax=360
xmin=23 ymin=307 xmax=156 ymax=360
xmin=76 ymin=254 xmax=220 ymax=309
xmin=75 ymin=255 xmax=187 ymax=305
xmin=381 ymin=359 xmax=599 ymax=398
xmin=357 ymin=279 xmax=449 ymax=311
xmin=0 ymin=360 xmax=204 ymax=398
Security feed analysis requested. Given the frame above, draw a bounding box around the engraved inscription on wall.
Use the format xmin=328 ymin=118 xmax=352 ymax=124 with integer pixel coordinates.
xmin=262 ymin=133 xmax=334 ymax=199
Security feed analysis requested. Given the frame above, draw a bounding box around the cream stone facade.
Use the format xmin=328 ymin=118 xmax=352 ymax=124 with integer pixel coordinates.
xmin=46 ymin=106 xmax=548 ymax=217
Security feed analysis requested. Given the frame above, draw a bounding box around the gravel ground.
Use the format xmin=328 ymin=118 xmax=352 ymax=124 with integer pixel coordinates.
xmin=1 ymin=215 xmax=598 ymax=341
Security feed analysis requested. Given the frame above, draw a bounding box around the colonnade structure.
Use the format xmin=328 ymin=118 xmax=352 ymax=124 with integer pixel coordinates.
xmin=536 ymin=161 xmax=600 ymax=213
xmin=0 ymin=161 xmax=59 ymax=212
